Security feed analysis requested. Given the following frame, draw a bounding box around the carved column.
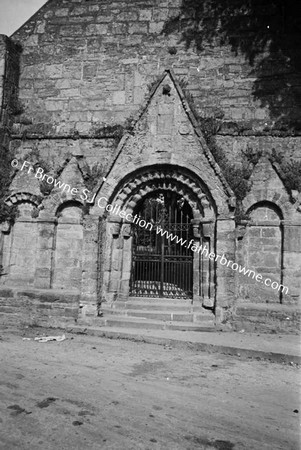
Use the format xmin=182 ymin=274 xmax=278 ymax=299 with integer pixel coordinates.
xmin=79 ymin=214 xmax=99 ymax=319
xmin=235 ymin=222 xmax=248 ymax=299
xmin=119 ymin=223 xmax=133 ymax=301
xmin=102 ymin=215 xmax=123 ymax=304
xmin=215 ymin=218 xmax=236 ymax=321
xmin=191 ymin=218 xmax=201 ymax=303
xmin=200 ymin=220 xmax=215 ymax=307
xmin=0 ymin=221 xmax=11 ymax=277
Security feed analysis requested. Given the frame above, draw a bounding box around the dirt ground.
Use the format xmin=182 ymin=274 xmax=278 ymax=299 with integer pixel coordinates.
xmin=0 ymin=325 xmax=300 ymax=450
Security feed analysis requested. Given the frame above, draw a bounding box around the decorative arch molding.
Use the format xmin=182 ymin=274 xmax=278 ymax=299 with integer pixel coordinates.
xmin=93 ymin=157 xmax=234 ymax=218
xmin=5 ymin=192 xmax=42 ymax=208
xmin=123 ymin=178 xmax=206 ymax=219
xmin=103 ymin=165 xmax=216 ymax=223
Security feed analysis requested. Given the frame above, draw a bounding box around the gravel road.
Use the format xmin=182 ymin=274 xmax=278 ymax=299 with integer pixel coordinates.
xmin=0 ymin=326 xmax=299 ymax=450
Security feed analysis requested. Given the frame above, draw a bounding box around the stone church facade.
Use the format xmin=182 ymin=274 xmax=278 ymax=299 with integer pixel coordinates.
xmin=0 ymin=0 xmax=300 ymax=332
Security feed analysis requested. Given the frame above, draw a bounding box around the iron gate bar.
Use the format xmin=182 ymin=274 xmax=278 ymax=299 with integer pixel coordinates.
xmin=130 ymin=192 xmax=194 ymax=299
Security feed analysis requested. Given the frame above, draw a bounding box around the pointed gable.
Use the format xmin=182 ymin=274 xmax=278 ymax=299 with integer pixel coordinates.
xmin=54 ymin=157 xmax=84 ymax=192
xmin=93 ymin=70 xmax=234 ymax=216
xmin=40 ymin=156 xmax=87 ymax=216
xmin=243 ymin=155 xmax=295 ymax=218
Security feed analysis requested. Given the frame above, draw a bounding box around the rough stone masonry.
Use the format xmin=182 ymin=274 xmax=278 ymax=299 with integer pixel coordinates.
xmin=0 ymin=0 xmax=300 ymax=333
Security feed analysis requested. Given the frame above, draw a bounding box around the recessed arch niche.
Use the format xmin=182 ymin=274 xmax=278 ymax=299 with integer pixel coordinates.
xmin=1 ymin=195 xmax=40 ymax=287
xmin=237 ymin=201 xmax=283 ymax=303
xmin=52 ymin=201 xmax=84 ymax=291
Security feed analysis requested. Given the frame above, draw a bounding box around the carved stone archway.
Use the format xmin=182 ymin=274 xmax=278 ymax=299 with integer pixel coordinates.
xmin=100 ymin=166 xmax=216 ymax=306
xmin=113 ymin=167 xmax=215 ymax=221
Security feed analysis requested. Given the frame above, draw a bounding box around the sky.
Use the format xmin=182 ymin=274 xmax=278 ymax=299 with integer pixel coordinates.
xmin=0 ymin=0 xmax=48 ymax=36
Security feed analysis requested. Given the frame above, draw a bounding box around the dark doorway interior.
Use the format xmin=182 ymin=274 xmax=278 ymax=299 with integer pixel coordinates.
xmin=130 ymin=191 xmax=193 ymax=298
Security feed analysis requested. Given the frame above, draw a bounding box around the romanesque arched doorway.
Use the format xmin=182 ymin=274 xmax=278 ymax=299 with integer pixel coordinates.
xmin=130 ymin=191 xmax=194 ymax=298
xmin=98 ymin=165 xmax=217 ymax=306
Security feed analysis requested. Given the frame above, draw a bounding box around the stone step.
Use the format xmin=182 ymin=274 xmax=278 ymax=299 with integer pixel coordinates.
xmin=128 ymin=296 xmax=192 ymax=304
xmin=102 ymin=307 xmax=214 ymax=323
xmin=103 ymin=301 xmax=208 ymax=313
xmin=104 ymin=297 xmax=209 ymax=310
xmin=103 ymin=316 xmax=215 ymax=331
xmin=108 ymin=301 xmax=189 ymax=311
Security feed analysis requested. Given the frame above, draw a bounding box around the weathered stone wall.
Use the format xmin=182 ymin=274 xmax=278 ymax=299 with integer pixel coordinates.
xmin=240 ymin=157 xmax=301 ymax=305
xmin=9 ymin=0 xmax=301 ymax=158
xmin=9 ymin=137 xmax=116 ymax=179
xmin=215 ymin=135 xmax=301 ymax=164
xmin=0 ymin=288 xmax=79 ymax=327
xmin=0 ymin=35 xmax=20 ymax=130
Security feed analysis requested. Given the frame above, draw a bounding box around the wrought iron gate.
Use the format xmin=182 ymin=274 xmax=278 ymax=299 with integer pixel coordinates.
xmin=130 ymin=192 xmax=193 ymax=298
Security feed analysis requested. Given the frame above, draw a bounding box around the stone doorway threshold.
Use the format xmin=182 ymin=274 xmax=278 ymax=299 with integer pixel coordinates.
xmin=97 ymin=296 xmax=215 ymax=332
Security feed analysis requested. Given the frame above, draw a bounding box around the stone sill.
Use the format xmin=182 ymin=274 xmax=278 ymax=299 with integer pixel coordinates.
xmin=235 ymin=302 xmax=301 ymax=314
xmin=0 ymin=286 xmax=80 ymax=303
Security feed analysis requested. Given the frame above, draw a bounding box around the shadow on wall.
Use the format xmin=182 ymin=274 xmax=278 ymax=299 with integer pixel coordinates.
xmin=162 ymin=0 xmax=301 ymax=130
